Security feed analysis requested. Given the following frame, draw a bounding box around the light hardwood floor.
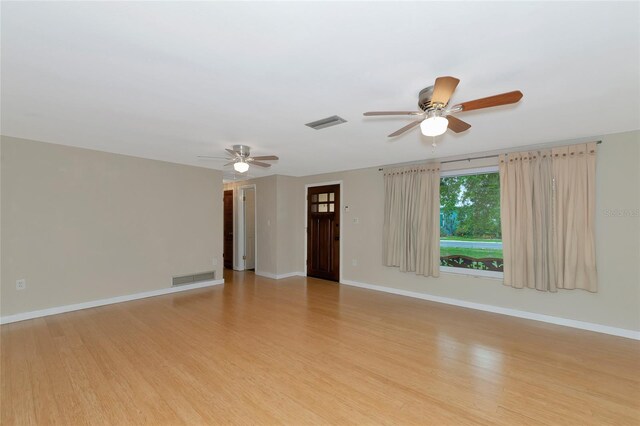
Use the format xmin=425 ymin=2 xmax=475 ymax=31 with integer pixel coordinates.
xmin=2 ymin=270 xmax=639 ymax=425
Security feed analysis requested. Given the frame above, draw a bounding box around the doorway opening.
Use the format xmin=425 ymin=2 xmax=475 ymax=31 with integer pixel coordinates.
xmin=306 ymin=183 xmax=341 ymax=282
xmin=223 ymin=189 xmax=234 ymax=269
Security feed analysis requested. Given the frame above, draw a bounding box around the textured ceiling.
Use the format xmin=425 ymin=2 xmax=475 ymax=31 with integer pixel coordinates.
xmin=2 ymin=2 xmax=638 ymax=179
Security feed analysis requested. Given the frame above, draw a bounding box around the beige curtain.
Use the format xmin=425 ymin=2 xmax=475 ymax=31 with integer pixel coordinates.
xmin=383 ymin=164 xmax=440 ymax=277
xmin=552 ymin=143 xmax=598 ymax=291
xmin=499 ymin=142 xmax=597 ymax=292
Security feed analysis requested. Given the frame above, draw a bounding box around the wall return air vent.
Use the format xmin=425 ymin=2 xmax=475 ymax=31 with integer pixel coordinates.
xmin=305 ymin=115 xmax=347 ymax=130
xmin=172 ymin=271 xmax=216 ymax=286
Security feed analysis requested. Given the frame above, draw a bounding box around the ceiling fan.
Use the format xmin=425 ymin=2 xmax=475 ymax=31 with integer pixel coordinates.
xmin=364 ymin=76 xmax=523 ymax=138
xmin=198 ymin=144 xmax=279 ymax=173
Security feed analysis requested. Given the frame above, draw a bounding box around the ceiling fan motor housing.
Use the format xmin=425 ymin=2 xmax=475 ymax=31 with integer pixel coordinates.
xmin=418 ymin=86 xmax=434 ymax=111
xmin=232 ymin=144 xmax=251 ymax=159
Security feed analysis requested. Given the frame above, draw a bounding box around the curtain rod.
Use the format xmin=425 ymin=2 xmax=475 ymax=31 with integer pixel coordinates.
xmin=378 ymin=140 xmax=602 ymax=171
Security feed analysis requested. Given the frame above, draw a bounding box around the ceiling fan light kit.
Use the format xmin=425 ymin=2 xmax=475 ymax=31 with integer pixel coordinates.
xmin=233 ymin=160 xmax=250 ymax=173
xmin=364 ymin=76 xmax=523 ymax=139
xmin=420 ymin=111 xmax=449 ymax=137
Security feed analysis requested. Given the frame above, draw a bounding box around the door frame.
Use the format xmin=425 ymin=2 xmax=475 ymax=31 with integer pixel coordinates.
xmin=235 ymin=184 xmax=257 ymax=271
xmin=304 ymin=180 xmax=343 ymax=283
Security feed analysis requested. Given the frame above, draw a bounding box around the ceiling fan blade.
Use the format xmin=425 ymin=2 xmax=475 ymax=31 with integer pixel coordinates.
xmin=251 ymin=155 xmax=279 ymax=161
xmin=431 ymin=76 xmax=460 ymax=106
xmin=446 ymin=115 xmax=471 ymax=133
xmin=197 ymin=155 xmax=230 ymax=160
xmin=455 ymin=90 xmax=523 ymax=112
xmin=364 ymin=111 xmax=423 ymax=116
xmin=250 ymin=161 xmax=272 ymax=168
xmin=388 ymin=119 xmax=424 ymax=137
xmin=225 ymin=148 xmax=238 ymax=157
xmin=224 ymin=161 xmax=236 ymax=166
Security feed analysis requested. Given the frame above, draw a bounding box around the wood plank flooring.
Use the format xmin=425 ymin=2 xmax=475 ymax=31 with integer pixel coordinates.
xmin=2 ymin=270 xmax=639 ymax=425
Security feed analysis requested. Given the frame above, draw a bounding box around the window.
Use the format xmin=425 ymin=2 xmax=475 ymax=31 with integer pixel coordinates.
xmin=440 ymin=167 xmax=503 ymax=277
xmin=310 ymin=192 xmax=335 ymax=213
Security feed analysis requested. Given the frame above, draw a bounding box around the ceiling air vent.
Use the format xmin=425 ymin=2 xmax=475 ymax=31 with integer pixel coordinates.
xmin=305 ymin=115 xmax=347 ymax=130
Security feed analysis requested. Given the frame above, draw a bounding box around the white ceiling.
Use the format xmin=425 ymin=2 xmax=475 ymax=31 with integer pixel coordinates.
xmin=2 ymin=2 xmax=639 ymax=179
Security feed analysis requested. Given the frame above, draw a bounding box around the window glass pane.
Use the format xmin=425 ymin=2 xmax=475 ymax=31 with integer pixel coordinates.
xmin=329 ymin=204 xmax=335 ymax=212
xmin=440 ymin=172 xmax=503 ymax=272
xmin=311 ymin=194 xmax=318 ymax=202
xmin=319 ymin=193 xmax=328 ymax=202
xmin=319 ymin=203 xmax=328 ymax=212
xmin=329 ymin=193 xmax=335 ymax=202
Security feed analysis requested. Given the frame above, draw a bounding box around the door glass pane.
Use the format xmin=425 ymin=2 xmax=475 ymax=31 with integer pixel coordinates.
xmin=329 ymin=193 xmax=335 ymax=202
xmin=319 ymin=203 xmax=328 ymax=212
xmin=329 ymin=204 xmax=335 ymax=212
xmin=311 ymin=194 xmax=318 ymax=202
xmin=319 ymin=193 xmax=328 ymax=202
xmin=311 ymin=204 xmax=318 ymax=213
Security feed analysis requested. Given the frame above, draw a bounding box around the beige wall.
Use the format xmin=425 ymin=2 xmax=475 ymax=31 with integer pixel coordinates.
xmin=244 ymin=187 xmax=256 ymax=269
xmin=224 ymin=175 xmax=304 ymax=277
xmin=276 ymin=175 xmax=303 ymax=275
xmin=12 ymin=130 xmax=635 ymax=330
xmin=1 ymin=136 xmax=223 ymax=316
xmin=291 ymin=131 xmax=640 ymax=331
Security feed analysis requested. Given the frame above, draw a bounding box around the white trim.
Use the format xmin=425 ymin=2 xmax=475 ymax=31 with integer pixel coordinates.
xmin=340 ymin=279 xmax=640 ymax=340
xmin=0 ymin=279 xmax=225 ymax=325
xmin=440 ymin=165 xmax=499 ymax=177
xmin=304 ymin=180 xmax=344 ymax=283
xmin=275 ymin=272 xmax=306 ymax=279
xmin=440 ymin=266 xmax=503 ymax=280
xmin=255 ymin=271 xmax=306 ymax=280
xmin=237 ymin=184 xmax=257 ymax=271
xmin=255 ymin=270 xmax=277 ymax=279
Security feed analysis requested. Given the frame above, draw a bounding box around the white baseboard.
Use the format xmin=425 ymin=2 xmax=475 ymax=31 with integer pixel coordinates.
xmin=255 ymin=271 xmax=306 ymax=280
xmin=0 ymin=279 xmax=225 ymax=325
xmin=276 ymin=271 xmax=306 ymax=279
xmin=255 ymin=270 xmax=277 ymax=279
xmin=340 ymin=279 xmax=640 ymax=340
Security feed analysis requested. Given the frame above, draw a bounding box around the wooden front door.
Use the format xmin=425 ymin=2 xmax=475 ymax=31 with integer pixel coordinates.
xmin=307 ymin=184 xmax=340 ymax=281
xmin=223 ymin=190 xmax=233 ymax=269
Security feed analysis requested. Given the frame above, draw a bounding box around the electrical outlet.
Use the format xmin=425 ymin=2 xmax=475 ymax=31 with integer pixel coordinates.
xmin=353 ymin=217 xmax=359 ymax=224
xmin=16 ymin=279 xmax=26 ymax=290
xmin=352 ymin=259 xmax=358 ymax=266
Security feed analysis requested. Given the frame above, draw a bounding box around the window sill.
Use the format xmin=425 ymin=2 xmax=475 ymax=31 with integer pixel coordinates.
xmin=440 ymin=266 xmax=503 ymax=280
